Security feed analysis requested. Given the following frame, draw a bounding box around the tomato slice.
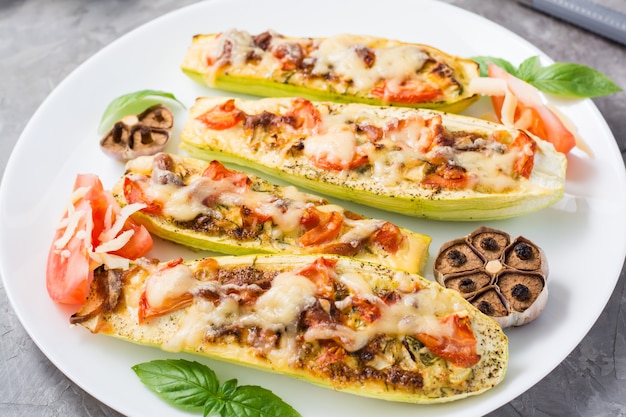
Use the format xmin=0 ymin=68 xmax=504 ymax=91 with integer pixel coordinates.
xmin=138 ymin=258 xmax=192 ymax=323
xmin=511 ymin=131 xmax=538 ymax=179
xmin=416 ymin=313 xmax=481 ymax=368
xmin=488 ymin=63 xmax=576 ymax=154
xmin=46 ymin=174 xmax=153 ymax=305
xmin=123 ymin=177 xmax=163 ymax=215
xmin=371 ymin=80 xmax=443 ymax=104
xmin=350 ymin=296 xmax=382 ymax=324
xmin=196 ymin=99 xmax=245 ymax=130
xmin=201 ymin=160 xmax=251 ymax=189
xmin=296 ymin=257 xmax=338 ymax=298
xmin=421 ymin=163 xmax=474 ymax=190
xmin=286 ymin=97 xmax=322 ymax=133
xmin=311 ymin=152 xmax=369 ymax=171
xmin=298 ymin=207 xmax=344 ymax=247
xmin=372 ymin=222 xmax=404 ymax=254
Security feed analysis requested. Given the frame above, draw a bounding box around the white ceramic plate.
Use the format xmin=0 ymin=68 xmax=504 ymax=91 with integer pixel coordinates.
xmin=2 ymin=0 xmax=625 ymax=416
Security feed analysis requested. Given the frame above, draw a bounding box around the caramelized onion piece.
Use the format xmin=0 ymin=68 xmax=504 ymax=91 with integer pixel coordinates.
xmin=70 ymin=267 xmax=123 ymax=325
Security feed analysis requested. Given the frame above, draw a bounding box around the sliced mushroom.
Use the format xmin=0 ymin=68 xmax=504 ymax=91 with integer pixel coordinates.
xmin=100 ymin=104 xmax=174 ymax=160
xmin=433 ymin=226 xmax=548 ymax=328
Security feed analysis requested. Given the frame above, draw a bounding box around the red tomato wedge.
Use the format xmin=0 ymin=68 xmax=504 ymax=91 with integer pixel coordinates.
xmin=488 ymin=63 xmax=576 ymax=154
xmin=46 ymin=195 xmax=94 ymax=305
xmin=46 ymin=174 xmax=153 ymax=305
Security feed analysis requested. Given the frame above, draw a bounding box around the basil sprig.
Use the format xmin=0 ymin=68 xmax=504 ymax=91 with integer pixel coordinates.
xmin=472 ymin=55 xmax=622 ymax=98
xmin=98 ymin=89 xmax=185 ymax=135
xmin=132 ymin=359 xmax=302 ymax=417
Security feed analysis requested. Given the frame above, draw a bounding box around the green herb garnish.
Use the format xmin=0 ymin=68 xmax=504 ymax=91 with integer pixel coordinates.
xmin=471 ymin=55 xmax=622 ymax=98
xmin=132 ymin=359 xmax=302 ymax=417
xmin=98 ymin=89 xmax=185 ymax=134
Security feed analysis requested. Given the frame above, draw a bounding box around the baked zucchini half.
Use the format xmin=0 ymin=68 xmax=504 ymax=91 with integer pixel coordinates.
xmin=180 ymin=29 xmax=480 ymax=113
xmin=180 ymin=97 xmax=567 ymax=221
xmin=113 ymin=153 xmax=431 ymax=274
xmin=71 ymin=254 xmax=508 ymax=403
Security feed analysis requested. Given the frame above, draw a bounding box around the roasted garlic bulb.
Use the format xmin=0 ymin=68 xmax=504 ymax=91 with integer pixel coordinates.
xmin=434 ymin=226 xmax=548 ymax=328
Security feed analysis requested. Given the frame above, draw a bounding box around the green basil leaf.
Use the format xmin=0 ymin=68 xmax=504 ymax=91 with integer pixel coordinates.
xmin=222 ymin=385 xmax=302 ymax=417
xmin=98 ymin=89 xmax=185 ymax=135
xmin=219 ymin=378 xmax=239 ymax=398
xmin=529 ymin=62 xmax=623 ymax=98
xmin=133 ymin=359 xmax=302 ymax=417
xmin=132 ymin=359 xmax=219 ymax=409
xmin=470 ymin=56 xmax=517 ymax=77
xmin=204 ymin=399 xmax=226 ymax=417
xmin=516 ymin=56 xmax=542 ymax=82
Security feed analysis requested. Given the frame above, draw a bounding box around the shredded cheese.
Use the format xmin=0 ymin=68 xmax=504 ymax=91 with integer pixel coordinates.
xmin=54 ymin=207 xmax=87 ymax=250
xmin=99 ymin=203 xmax=147 ymax=242
xmin=70 ymin=186 xmax=91 ymax=204
xmin=89 ymin=252 xmax=130 ymax=270
xmin=94 ymin=229 xmax=135 ymax=253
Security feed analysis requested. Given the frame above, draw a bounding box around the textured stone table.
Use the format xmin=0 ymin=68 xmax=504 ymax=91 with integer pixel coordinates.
xmin=1 ymin=0 xmax=624 ymax=416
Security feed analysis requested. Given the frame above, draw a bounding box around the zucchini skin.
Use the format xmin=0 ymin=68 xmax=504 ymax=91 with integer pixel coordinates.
xmin=180 ymin=30 xmax=480 ymax=112
xmin=72 ymin=254 xmax=508 ymax=404
xmin=180 ymin=97 xmax=567 ymax=221
xmin=113 ymin=153 xmax=431 ymax=274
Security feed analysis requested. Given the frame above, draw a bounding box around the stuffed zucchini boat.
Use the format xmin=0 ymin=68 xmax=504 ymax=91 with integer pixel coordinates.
xmin=71 ymin=254 xmax=508 ymax=403
xmin=180 ymin=97 xmax=568 ymax=221
xmin=113 ymin=153 xmax=431 ymax=274
xmin=181 ymin=29 xmax=480 ymax=113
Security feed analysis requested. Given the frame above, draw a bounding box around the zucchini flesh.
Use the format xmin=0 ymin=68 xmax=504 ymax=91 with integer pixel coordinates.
xmin=180 ymin=97 xmax=567 ymax=221
xmin=113 ymin=153 xmax=431 ymax=274
xmin=72 ymin=254 xmax=508 ymax=404
xmin=180 ymin=29 xmax=480 ymax=112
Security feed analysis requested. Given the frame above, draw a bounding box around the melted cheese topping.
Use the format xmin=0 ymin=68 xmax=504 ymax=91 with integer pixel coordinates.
xmin=145 ymin=263 xmax=197 ymax=308
xmin=309 ymin=34 xmax=428 ymax=91
xmin=128 ymin=166 xmax=312 ymax=237
xmin=146 ymin=258 xmax=466 ymax=356
xmin=304 ymin=128 xmax=356 ymax=167
xmin=190 ymin=29 xmax=458 ymax=100
xmin=243 ymin=271 xmax=318 ymax=328
xmin=340 ymin=218 xmax=385 ymax=244
xmin=78 ymin=253 xmax=511 ymax=401
xmin=124 ymin=155 xmax=426 ymax=270
xmin=304 ymin=289 xmax=458 ymax=352
xmin=456 ymin=150 xmax=519 ymax=191
xmin=188 ymin=97 xmax=538 ymax=194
